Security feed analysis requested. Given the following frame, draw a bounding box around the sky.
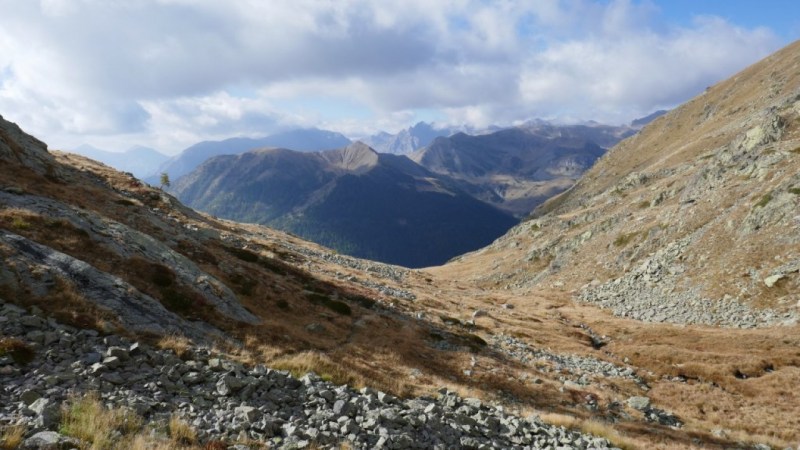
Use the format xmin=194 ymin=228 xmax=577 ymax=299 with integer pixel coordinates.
xmin=0 ymin=0 xmax=797 ymax=155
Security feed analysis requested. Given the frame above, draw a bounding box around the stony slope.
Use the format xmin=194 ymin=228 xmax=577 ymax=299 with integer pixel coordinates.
xmin=439 ymin=40 xmax=800 ymax=329
xmin=411 ymin=123 xmax=632 ymax=217
xmin=1 ymin=299 xmax=619 ymax=450
xmin=171 ymin=142 xmax=518 ymax=268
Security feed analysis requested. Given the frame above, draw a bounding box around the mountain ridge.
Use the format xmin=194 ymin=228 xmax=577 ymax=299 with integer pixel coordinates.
xmin=410 ymin=123 xmax=631 ymax=217
xmin=148 ymin=128 xmax=352 ymax=183
xmin=171 ymin=142 xmax=518 ymax=267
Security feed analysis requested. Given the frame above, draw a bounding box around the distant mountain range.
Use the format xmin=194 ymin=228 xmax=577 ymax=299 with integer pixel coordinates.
xmin=171 ymin=142 xmax=517 ymax=268
xmin=410 ymin=122 xmax=635 ymax=217
xmin=71 ymin=144 xmax=169 ymax=179
xmin=148 ymin=128 xmax=352 ymax=184
xmin=362 ymin=122 xmax=457 ymax=155
xmin=169 ymin=114 xmax=666 ymax=266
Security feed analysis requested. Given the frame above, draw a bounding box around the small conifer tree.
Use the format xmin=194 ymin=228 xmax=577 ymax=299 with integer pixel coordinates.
xmin=159 ymin=172 xmax=170 ymax=189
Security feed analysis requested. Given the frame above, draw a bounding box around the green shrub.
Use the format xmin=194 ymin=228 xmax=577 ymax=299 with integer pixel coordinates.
xmin=258 ymin=257 xmax=286 ymax=275
xmin=150 ymin=264 xmax=175 ymax=288
xmin=10 ymin=217 xmax=30 ymax=230
xmin=613 ymin=232 xmax=639 ymax=247
xmin=788 ymin=187 xmax=800 ymax=195
xmin=754 ymin=192 xmax=772 ymax=208
xmin=228 ymin=273 xmax=256 ymax=296
xmin=324 ymin=300 xmax=351 ymax=316
xmin=462 ymin=333 xmax=488 ymax=351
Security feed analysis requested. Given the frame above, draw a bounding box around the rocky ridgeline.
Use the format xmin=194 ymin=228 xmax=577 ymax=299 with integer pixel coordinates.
xmin=0 ymin=299 xmax=620 ymax=449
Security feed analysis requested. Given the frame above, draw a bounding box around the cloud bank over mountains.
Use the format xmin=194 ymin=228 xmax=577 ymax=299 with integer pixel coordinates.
xmin=0 ymin=0 xmax=781 ymax=153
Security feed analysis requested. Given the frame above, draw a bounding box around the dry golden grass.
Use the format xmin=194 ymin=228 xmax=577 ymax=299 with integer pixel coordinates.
xmin=539 ymin=412 xmax=579 ymax=429
xmin=0 ymin=424 xmax=26 ymax=450
xmin=580 ymin=420 xmax=638 ymax=450
xmin=157 ymin=335 xmax=193 ymax=359
xmin=539 ymin=413 xmax=638 ymax=450
xmin=168 ymin=415 xmax=197 ymax=446
xmin=60 ymin=393 xmax=143 ymax=450
xmin=269 ymin=350 xmax=367 ymax=387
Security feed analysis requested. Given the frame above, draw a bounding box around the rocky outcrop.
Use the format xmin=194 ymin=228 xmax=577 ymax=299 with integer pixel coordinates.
xmin=0 ymin=114 xmax=62 ymax=179
xmin=0 ymin=190 xmax=259 ymax=326
xmin=0 ymin=230 xmax=223 ymax=339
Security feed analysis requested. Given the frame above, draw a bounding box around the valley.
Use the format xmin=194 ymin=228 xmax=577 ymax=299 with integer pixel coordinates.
xmin=0 ymin=19 xmax=798 ymax=450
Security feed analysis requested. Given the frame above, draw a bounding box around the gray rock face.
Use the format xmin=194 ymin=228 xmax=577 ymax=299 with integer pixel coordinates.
xmin=0 ymin=190 xmax=259 ymax=326
xmin=0 ymin=114 xmax=64 ymax=179
xmin=0 ymin=297 xmax=620 ymax=449
xmin=0 ymin=230 xmax=222 ymax=339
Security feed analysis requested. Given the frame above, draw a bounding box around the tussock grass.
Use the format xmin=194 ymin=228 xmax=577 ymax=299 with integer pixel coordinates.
xmin=157 ymin=335 xmax=192 ymax=359
xmin=60 ymin=394 xmax=142 ymax=450
xmin=169 ymin=415 xmax=197 ymax=445
xmin=270 ymin=351 xmax=365 ymax=387
xmin=538 ymin=412 xmax=579 ymax=429
xmin=580 ymin=420 xmax=638 ymax=450
xmin=10 ymin=216 xmax=31 ymax=230
xmin=0 ymin=424 xmax=26 ymax=450
xmin=539 ymin=414 xmax=637 ymax=450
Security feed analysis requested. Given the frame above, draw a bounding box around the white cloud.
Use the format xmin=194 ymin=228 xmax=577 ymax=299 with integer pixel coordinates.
xmin=0 ymin=0 xmax=784 ymax=153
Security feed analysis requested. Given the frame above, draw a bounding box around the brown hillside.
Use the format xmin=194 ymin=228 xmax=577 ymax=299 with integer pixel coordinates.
xmin=442 ymin=40 xmax=800 ymax=327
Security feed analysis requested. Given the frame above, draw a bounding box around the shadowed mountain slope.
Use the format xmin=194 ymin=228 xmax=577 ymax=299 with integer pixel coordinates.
xmin=172 ymin=142 xmax=517 ymax=267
